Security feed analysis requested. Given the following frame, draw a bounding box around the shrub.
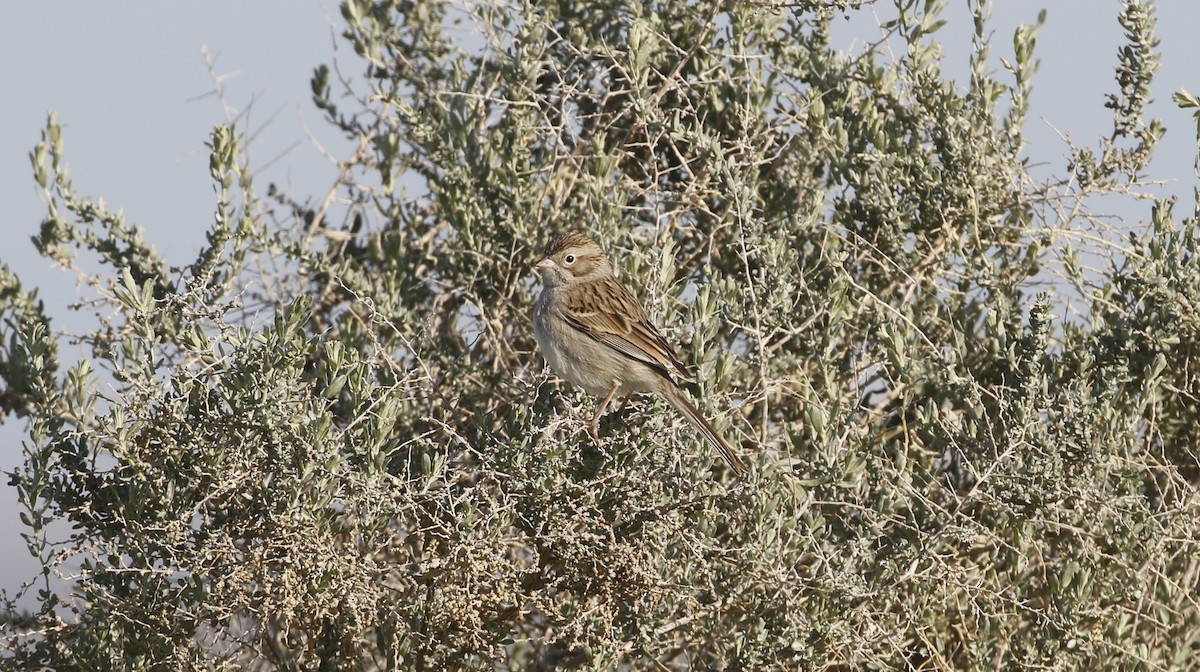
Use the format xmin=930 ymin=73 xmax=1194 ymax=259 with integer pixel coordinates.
xmin=4 ymin=0 xmax=1199 ymax=669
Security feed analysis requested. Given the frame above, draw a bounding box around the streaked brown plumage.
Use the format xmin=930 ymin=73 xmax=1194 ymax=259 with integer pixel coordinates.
xmin=532 ymin=232 xmax=747 ymax=476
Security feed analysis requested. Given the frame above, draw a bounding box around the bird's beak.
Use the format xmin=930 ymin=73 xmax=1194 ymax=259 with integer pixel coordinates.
xmin=535 ymin=256 xmax=553 ymax=270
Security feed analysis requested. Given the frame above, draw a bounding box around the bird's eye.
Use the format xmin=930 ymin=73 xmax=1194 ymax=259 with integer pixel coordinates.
xmin=564 ymin=254 xmax=576 ymax=265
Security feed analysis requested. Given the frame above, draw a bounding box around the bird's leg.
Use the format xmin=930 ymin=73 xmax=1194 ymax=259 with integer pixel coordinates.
xmin=615 ymin=395 xmax=632 ymax=416
xmin=589 ymin=383 xmax=620 ymax=440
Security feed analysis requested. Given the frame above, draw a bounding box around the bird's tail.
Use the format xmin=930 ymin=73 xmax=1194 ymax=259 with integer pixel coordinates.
xmin=660 ymin=383 xmax=748 ymax=477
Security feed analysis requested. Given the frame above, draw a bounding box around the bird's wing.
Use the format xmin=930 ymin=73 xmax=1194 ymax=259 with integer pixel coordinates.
xmin=563 ymin=277 xmax=690 ymax=381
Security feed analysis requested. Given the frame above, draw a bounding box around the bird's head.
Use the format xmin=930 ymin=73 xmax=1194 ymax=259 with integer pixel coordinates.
xmin=535 ymin=232 xmax=611 ymax=287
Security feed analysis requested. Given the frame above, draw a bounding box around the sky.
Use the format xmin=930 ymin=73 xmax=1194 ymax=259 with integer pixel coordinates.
xmin=2 ymin=1 xmax=1198 ymax=611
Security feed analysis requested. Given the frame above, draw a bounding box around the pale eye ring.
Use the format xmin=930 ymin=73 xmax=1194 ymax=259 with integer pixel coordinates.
xmin=564 ymin=254 xmax=576 ymax=265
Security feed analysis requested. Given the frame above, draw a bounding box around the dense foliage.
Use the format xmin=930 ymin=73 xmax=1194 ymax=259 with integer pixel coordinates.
xmin=4 ymin=0 xmax=1200 ymax=668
